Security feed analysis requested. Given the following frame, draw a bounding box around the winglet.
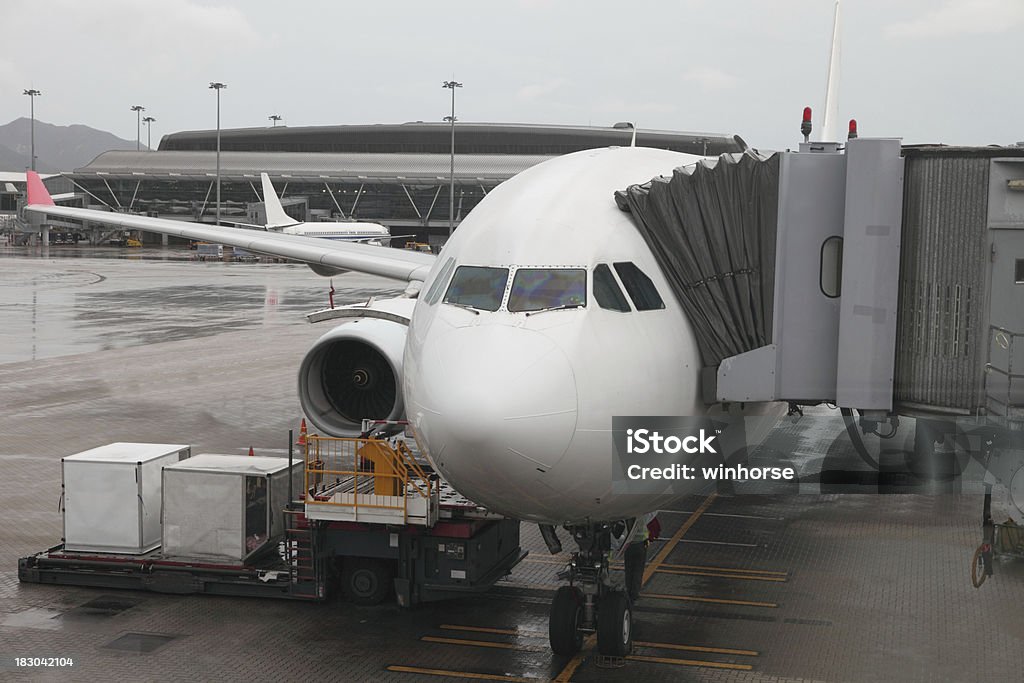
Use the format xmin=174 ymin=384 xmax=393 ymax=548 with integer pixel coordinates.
xmin=260 ymin=173 xmax=300 ymax=229
xmin=26 ymin=171 xmax=55 ymax=206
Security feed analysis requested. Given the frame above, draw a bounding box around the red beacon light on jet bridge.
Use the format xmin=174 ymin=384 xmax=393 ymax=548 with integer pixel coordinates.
xmin=801 ymin=107 xmax=812 ymax=143
xmin=848 ymin=119 xmax=858 ymax=140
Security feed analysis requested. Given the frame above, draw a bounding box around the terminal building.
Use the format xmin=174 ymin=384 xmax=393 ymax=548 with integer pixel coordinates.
xmin=58 ymin=122 xmax=743 ymax=243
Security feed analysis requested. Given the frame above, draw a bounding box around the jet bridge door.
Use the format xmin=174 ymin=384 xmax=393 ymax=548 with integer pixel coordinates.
xmin=986 ymin=158 xmax=1024 ymax=419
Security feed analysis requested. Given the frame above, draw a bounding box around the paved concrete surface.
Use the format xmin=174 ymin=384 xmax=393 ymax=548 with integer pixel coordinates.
xmin=1 ymin=246 xmax=1022 ymax=682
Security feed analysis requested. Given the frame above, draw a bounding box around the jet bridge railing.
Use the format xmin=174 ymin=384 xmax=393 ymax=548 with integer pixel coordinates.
xmin=987 ymin=325 xmax=1024 ymax=423
xmin=303 ymin=434 xmax=435 ymax=525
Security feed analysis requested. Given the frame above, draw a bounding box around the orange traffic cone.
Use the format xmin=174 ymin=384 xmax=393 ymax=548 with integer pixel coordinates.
xmin=248 ymin=446 xmax=254 ymax=457
xmin=298 ymin=418 xmax=307 ymax=446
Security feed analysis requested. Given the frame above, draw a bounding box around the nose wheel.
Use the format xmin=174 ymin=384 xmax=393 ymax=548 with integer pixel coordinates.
xmin=547 ymin=522 xmax=635 ymax=658
xmin=549 ymin=586 xmax=584 ymax=655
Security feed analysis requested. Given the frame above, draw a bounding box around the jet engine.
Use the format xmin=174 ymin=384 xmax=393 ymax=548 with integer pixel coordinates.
xmin=298 ymin=318 xmax=407 ymax=436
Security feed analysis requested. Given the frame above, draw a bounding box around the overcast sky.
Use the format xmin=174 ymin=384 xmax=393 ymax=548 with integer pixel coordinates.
xmin=3 ymin=0 xmax=1022 ymax=151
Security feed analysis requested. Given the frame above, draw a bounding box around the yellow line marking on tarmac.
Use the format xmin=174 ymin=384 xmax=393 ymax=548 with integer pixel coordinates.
xmin=387 ymin=665 xmax=538 ymax=682
xmin=439 ymin=625 xmax=756 ymax=657
xmin=643 ymin=493 xmax=718 ymax=585
xmin=420 ymin=636 xmax=547 ymax=653
xmin=644 ymin=592 xmax=778 ymax=608
xmin=553 ymin=633 xmax=596 ymax=682
xmin=626 ymin=655 xmax=753 ymax=671
xmin=654 ymin=567 xmax=787 ymax=582
xmin=634 ymin=641 xmax=759 ymax=657
xmin=440 ymin=624 xmax=546 ymax=638
xmin=659 ymin=562 xmax=788 ymax=577
xmin=524 ymin=557 xmax=569 ymax=566
xmin=660 ymin=509 xmax=783 ymax=521
xmin=553 ymin=493 xmax=719 ymax=682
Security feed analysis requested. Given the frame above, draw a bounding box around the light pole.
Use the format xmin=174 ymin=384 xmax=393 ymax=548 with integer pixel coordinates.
xmin=23 ymin=89 xmax=41 ymax=171
xmin=209 ymin=82 xmax=227 ymax=225
xmin=268 ymin=114 xmax=282 ymax=126
xmin=130 ymin=105 xmax=145 ymax=151
xmin=142 ymin=116 xmax=156 ymax=150
xmin=442 ymin=80 xmax=462 ymax=236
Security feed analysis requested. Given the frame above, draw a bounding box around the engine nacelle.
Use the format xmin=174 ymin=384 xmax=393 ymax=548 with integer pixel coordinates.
xmin=298 ymin=318 xmax=407 ymax=436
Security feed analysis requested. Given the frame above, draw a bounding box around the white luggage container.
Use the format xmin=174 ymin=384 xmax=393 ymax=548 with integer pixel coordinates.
xmin=62 ymin=442 xmax=191 ymax=554
xmin=161 ymin=454 xmax=300 ymax=562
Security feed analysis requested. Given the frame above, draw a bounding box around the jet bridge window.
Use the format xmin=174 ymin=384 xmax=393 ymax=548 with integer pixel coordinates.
xmin=613 ymin=262 xmax=665 ymax=311
xmin=593 ymin=264 xmax=631 ymax=312
xmin=443 ymin=265 xmax=509 ymax=312
xmin=508 ymin=268 xmax=586 ymax=312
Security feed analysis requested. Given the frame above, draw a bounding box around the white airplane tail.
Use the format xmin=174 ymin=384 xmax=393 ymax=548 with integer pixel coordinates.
xmin=821 ymin=0 xmax=842 ymax=142
xmin=260 ymin=173 xmax=300 ymax=229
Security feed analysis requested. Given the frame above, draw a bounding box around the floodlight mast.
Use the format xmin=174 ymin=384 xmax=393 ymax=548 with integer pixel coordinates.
xmin=23 ymin=89 xmax=41 ymax=171
xmin=209 ymin=82 xmax=227 ymax=225
xmin=442 ymin=80 xmax=463 ymax=237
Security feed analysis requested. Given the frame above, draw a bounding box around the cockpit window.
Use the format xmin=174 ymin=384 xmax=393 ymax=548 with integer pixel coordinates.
xmin=593 ymin=264 xmax=631 ymax=312
xmin=613 ymin=262 xmax=665 ymax=311
xmin=443 ymin=265 xmax=509 ymax=312
xmin=424 ymin=257 xmax=456 ymax=305
xmin=508 ymin=268 xmax=587 ymax=312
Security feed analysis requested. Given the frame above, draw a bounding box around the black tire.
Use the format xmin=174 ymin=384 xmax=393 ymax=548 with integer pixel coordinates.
xmin=971 ymin=545 xmax=987 ymax=588
xmin=596 ymin=590 xmax=633 ymax=657
xmin=340 ymin=557 xmax=394 ymax=605
xmin=549 ymin=586 xmax=584 ymax=656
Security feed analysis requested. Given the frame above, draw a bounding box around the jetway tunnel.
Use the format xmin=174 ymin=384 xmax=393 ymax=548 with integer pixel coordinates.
xmin=616 ymin=139 xmax=1024 ymax=508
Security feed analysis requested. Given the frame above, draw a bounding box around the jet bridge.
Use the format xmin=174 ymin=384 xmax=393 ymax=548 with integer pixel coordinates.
xmin=616 ymin=139 xmax=1024 ymax=423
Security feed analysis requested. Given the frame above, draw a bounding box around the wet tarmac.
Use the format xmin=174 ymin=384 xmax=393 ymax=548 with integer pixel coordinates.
xmin=1 ymin=246 xmax=1022 ymax=682
xmin=0 ymin=245 xmax=401 ymax=364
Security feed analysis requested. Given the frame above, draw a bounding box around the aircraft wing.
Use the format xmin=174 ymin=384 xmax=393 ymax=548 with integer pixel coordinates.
xmin=23 ymin=172 xmax=435 ymax=284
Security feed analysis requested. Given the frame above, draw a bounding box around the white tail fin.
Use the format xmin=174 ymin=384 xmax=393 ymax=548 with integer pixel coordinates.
xmin=821 ymin=0 xmax=842 ymax=142
xmin=260 ymin=173 xmax=300 ymax=229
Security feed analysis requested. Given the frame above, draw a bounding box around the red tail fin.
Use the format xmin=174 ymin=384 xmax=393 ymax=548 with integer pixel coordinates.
xmin=26 ymin=171 xmax=55 ymax=206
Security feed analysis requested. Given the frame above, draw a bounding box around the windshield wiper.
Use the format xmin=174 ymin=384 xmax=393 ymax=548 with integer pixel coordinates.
xmin=445 ymin=301 xmax=480 ymax=315
xmin=525 ymin=303 xmax=584 ymax=317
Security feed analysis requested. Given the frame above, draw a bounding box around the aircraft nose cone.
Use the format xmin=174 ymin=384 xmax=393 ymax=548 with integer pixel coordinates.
xmin=412 ymin=325 xmax=578 ymax=486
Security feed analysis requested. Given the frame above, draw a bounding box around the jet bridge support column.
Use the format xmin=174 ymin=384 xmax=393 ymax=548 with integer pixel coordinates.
xmin=835 ymin=138 xmax=904 ymax=412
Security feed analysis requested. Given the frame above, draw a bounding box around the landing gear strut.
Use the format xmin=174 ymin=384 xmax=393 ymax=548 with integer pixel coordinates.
xmin=548 ymin=523 xmax=633 ymax=657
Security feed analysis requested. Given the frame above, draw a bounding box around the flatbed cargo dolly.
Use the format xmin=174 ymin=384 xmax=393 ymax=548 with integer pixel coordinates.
xmin=20 ymin=425 xmax=526 ymax=607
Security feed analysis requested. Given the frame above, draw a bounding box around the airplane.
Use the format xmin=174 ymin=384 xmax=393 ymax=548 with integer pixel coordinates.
xmin=26 ymin=149 xmax=752 ymax=657
xmin=250 ymin=172 xmax=392 ymax=245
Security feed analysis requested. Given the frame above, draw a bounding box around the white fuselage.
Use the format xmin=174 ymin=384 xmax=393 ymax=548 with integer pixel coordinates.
xmin=402 ymin=147 xmax=706 ymax=524
xmin=281 ymin=222 xmax=389 ymax=244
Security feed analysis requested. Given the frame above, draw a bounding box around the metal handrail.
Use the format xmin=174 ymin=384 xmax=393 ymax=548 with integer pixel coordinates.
xmin=302 ymin=434 xmax=433 ymax=522
xmin=987 ymin=326 xmax=1023 ymax=415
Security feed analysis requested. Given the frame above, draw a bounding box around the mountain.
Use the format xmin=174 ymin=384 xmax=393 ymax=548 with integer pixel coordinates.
xmin=0 ymin=118 xmax=143 ymax=172
xmin=0 ymin=142 xmax=43 ymax=172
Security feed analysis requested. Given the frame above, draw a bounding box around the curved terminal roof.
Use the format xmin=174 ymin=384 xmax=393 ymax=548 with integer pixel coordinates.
xmin=73 ymin=150 xmax=550 ymax=183
xmin=160 ymin=121 xmax=743 ymax=157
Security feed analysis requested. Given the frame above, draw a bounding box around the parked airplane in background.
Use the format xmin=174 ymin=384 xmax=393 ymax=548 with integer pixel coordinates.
xmin=256 ymin=173 xmax=391 ymax=245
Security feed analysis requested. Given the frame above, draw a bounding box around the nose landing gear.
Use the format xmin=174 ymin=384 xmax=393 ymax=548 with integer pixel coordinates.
xmin=548 ymin=522 xmax=634 ymax=658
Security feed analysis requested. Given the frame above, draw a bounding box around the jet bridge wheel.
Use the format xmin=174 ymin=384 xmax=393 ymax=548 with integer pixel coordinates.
xmin=549 ymin=585 xmax=585 ymax=655
xmin=596 ymin=590 xmax=633 ymax=657
xmin=340 ymin=557 xmax=394 ymax=605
